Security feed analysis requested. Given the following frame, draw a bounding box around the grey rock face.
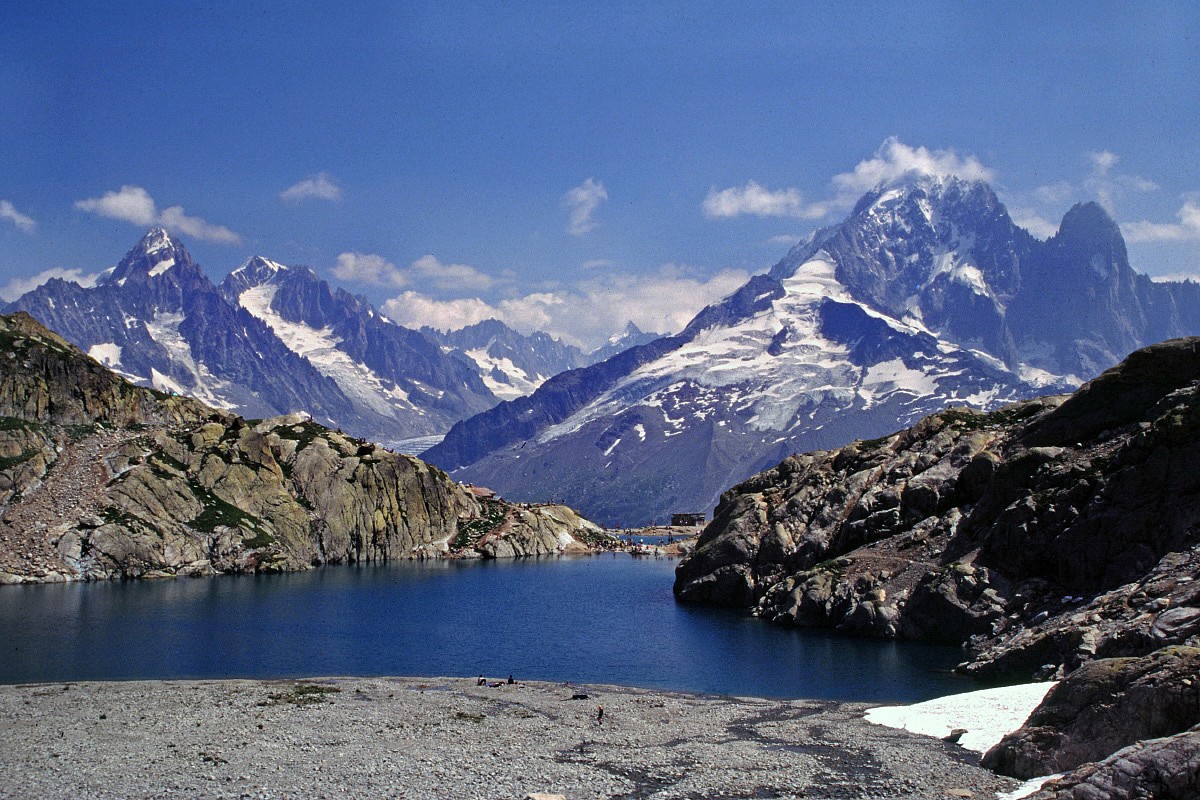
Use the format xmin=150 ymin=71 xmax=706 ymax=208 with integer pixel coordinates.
xmin=675 ymin=337 xmax=1200 ymax=670
xmin=983 ymin=647 xmax=1200 ymax=779
xmin=0 ymin=313 xmax=611 ymax=584
xmin=1026 ymin=729 xmax=1200 ymax=800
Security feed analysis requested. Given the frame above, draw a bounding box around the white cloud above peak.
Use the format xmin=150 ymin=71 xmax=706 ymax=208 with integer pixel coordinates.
xmin=74 ymin=185 xmax=241 ymax=244
xmin=705 ymin=138 xmax=996 ymax=223
xmin=334 ymin=252 xmax=499 ymax=292
xmin=832 ymin=137 xmax=996 ymax=195
xmin=0 ymin=200 xmax=37 ymax=233
xmin=563 ymin=178 xmax=607 ymax=236
xmin=280 ymin=172 xmax=343 ymax=204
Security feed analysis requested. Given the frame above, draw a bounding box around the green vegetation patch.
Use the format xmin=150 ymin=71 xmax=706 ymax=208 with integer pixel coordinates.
xmin=941 ymin=403 xmax=1041 ymax=432
xmin=64 ymin=424 xmax=96 ymax=442
xmin=99 ymin=506 xmax=147 ymax=528
xmin=0 ymin=417 xmax=43 ymax=433
xmin=257 ymin=684 xmax=341 ymax=707
xmin=0 ymin=449 xmax=39 ymax=471
xmin=188 ymin=483 xmax=268 ymax=538
xmin=148 ymin=451 xmax=189 ymax=477
xmin=270 ymin=421 xmax=326 ymax=452
xmin=453 ymin=499 xmax=508 ymax=549
xmin=240 ymin=529 xmax=275 ymax=549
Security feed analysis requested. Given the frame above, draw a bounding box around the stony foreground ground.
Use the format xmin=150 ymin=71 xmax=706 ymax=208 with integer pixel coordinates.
xmin=0 ymin=677 xmax=1018 ymax=800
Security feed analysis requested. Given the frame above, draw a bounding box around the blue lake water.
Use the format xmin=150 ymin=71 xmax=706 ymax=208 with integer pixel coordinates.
xmin=0 ymin=555 xmax=974 ymax=701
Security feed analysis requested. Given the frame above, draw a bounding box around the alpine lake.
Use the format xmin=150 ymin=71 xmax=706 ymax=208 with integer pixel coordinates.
xmin=0 ymin=552 xmax=976 ymax=702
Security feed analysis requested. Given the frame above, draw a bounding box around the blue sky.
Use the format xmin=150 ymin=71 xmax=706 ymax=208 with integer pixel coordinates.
xmin=2 ymin=2 xmax=1198 ymax=348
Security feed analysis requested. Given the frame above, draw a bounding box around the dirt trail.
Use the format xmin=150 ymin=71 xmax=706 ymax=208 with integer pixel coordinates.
xmin=0 ymin=428 xmax=141 ymax=578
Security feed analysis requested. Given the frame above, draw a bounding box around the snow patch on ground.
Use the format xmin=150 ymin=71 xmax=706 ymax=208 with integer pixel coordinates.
xmin=864 ymin=681 xmax=1057 ymax=755
xmin=88 ymin=343 xmax=122 ymax=368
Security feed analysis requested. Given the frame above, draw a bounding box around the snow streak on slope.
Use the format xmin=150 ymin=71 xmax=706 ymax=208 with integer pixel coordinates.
xmin=536 ymin=256 xmax=1021 ymax=448
xmin=237 ymin=285 xmax=420 ymax=419
xmin=464 ymin=348 xmax=546 ymax=401
xmin=144 ymin=311 xmax=235 ymax=408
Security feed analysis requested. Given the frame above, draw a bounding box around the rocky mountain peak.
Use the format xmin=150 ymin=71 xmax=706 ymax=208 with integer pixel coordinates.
xmin=1052 ymin=201 xmax=1126 ymax=256
xmin=102 ymin=227 xmax=199 ymax=287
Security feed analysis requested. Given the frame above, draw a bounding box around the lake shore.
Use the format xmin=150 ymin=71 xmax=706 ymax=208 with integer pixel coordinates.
xmin=0 ymin=676 xmax=1021 ymax=800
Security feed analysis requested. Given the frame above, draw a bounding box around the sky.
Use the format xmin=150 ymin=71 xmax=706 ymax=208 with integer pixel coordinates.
xmin=1 ymin=2 xmax=1198 ymax=349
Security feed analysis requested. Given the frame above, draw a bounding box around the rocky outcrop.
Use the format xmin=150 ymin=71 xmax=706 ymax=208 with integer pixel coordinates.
xmin=0 ymin=314 xmax=612 ymax=584
xmin=676 ymin=337 xmax=1200 ymax=674
xmin=1027 ymin=729 xmax=1200 ymax=800
xmin=673 ymin=336 xmax=1200 ymax=796
xmin=983 ymin=647 xmax=1200 ymax=778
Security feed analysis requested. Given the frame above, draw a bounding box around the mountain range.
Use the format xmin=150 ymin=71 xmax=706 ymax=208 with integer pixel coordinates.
xmin=5 ymin=230 xmax=617 ymax=447
xmin=423 ymin=174 xmax=1200 ymax=526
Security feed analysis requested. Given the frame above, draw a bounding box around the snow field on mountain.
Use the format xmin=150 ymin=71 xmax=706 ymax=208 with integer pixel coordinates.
xmin=144 ymin=311 xmax=235 ymax=408
xmin=237 ymin=284 xmax=420 ymax=419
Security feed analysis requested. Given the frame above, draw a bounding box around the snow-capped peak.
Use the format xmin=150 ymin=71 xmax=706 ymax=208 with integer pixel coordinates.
xmin=232 ymin=255 xmax=287 ymax=278
xmin=140 ymin=227 xmax=175 ymax=254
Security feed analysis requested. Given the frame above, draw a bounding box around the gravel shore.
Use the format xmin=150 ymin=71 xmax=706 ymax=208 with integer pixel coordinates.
xmin=0 ymin=676 xmax=1019 ymax=799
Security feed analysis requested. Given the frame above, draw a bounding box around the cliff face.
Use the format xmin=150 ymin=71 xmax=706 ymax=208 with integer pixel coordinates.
xmin=673 ymin=336 xmax=1200 ymax=794
xmin=0 ymin=313 xmax=610 ymax=584
xmin=675 ymin=337 xmax=1200 ymax=679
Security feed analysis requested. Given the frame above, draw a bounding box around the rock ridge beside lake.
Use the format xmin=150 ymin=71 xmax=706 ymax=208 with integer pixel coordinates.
xmin=674 ymin=335 xmax=1200 ymax=795
xmin=0 ymin=312 xmax=611 ymax=584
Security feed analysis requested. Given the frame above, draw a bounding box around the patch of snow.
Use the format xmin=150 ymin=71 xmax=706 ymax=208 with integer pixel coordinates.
xmin=464 ymin=347 xmax=542 ymax=400
xmin=147 ymin=257 xmax=176 ymax=277
xmin=997 ymin=774 xmax=1065 ymax=800
xmin=634 ymin=423 xmax=646 ymax=441
xmin=864 ymin=681 xmax=1057 ymax=755
xmin=863 ymin=358 xmax=939 ymax=397
xmin=145 ymin=311 xmax=235 ymax=408
xmin=602 ymin=438 xmax=621 ymax=456
xmin=149 ymin=368 xmax=186 ymax=396
xmin=1017 ymin=363 xmax=1080 ymax=390
xmin=238 ymin=284 xmax=419 ymax=418
xmin=87 ymin=343 xmax=122 ymax=368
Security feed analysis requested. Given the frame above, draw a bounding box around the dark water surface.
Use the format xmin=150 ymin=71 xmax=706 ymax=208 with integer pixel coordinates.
xmin=0 ymin=555 xmax=972 ymax=701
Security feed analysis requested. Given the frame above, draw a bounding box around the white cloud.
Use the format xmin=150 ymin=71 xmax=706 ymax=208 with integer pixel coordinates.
xmin=334 ymin=252 xmax=404 ymax=285
xmin=383 ymin=265 xmax=750 ymax=350
xmin=767 ymin=234 xmax=801 ymax=246
xmin=705 ymin=138 xmax=995 ymax=224
xmin=1007 ymin=208 xmax=1060 ymax=240
xmin=75 ymin=185 xmax=157 ymax=226
xmin=1089 ymin=150 xmax=1119 ymax=175
xmin=157 ymin=206 xmax=242 ymax=244
xmin=564 ymin=178 xmax=607 ymax=236
xmin=280 ymin=172 xmax=343 ymax=204
xmin=0 ymin=267 xmax=103 ymax=302
xmin=703 ymin=182 xmax=830 ymax=219
xmin=74 ymin=185 xmax=241 ymax=244
xmin=1122 ymin=201 xmax=1200 ymax=243
xmin=407 ymin=254 xmax=498 ymax=291
xmin=831 ymin=137 xmax=996 ymax=196
xmin=1079 ymin=150 xmax=1159 ymax=213
xmin=0 ymin=200 xmax=36 ymax=233
xmin=334 ymin=252 xmax=499 ymax=291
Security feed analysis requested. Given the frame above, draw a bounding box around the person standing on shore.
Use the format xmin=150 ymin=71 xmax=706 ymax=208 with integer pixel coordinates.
xmin=596 ymin=704 xmax=604 ymax=726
